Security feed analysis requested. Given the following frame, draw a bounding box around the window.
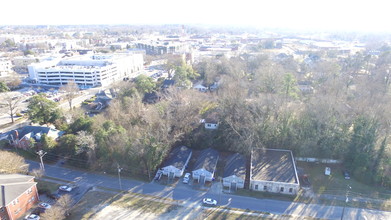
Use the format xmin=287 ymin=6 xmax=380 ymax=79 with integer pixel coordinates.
xmin=14 ymin=208 xmax=21 ymax=215
xmin=27 ymin=188 xmax=32 ymax=194
xmin=263 ymin=185 xmax=267 ymax=191
xmin=0 ymin=207 xmax=4 ymax=212
xmin=280 ymin=187 xmax=284 ymax=192
xmin=255 ymin=185 xmax=258 ymax=190
xmin=289 ymin=188 xmax=293 ymax=193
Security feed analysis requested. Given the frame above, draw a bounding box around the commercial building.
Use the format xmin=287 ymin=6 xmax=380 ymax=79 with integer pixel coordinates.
xmin=250 ymin=148 xmax=300 ymax=195
xmin=0 ymin=59 xmax=12 ymax=77
xmin=223 ymin=153 xmax=246 ymax=190
xmin=27 ymin=52 xmax=143 ymax=87
xmin=136 ymin=41 xmax=189 ymax=55
xmin=0 ymin=174 xmax=39 ymax=220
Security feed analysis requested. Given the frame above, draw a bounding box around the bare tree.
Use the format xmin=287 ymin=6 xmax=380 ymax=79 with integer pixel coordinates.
xmin=40 ymin=206 xmax=65 ymax=220
xmin=0 ymin=150 xmax=29 ymax=174
xmin=3 ymin=94 xmax=23 ymax=123
xmin=76 ymin=130 xmax=96 ymax=166
xmin=60 ymin=80 xmax=80 ymax=110
xmin=56 ymin=194 xmax=73 ymax=216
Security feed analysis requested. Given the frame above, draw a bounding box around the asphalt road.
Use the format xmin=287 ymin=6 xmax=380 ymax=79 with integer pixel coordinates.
xmin=27 ymin=160 xmax=391 ymax=220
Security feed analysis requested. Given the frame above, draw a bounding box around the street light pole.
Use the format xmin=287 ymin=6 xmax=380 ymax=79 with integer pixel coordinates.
xmin=36 ymin=150 xmax=47 ymax=171
xmin=341 ymin=185 xmax=351 ymax=220
xmin=117 ymin=164 xmax=123 ymax=190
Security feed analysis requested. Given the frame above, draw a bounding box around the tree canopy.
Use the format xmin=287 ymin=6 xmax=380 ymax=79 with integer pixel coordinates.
xmin=134 ymin=75 xmax=156 ymax=94
xmin=0 ymin=81 xmax=10 ymax=93
xmin=27 ymin=94 xmax=61 ymax=125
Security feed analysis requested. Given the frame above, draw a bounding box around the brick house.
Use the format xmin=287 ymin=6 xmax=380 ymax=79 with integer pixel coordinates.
xmin=7 ymin=126 xmax=64 ymax=149
xmin=0 ymin=174 xmax=39 ymax=220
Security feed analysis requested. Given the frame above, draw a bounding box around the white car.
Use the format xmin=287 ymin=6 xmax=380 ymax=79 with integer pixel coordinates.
xmin=325 ymin=167 xmax=331 ymax=176
xmin=38 ymin=202 xmax=51 ymax=209
xmin=24 ymin=214 xmax=40 ymax=220
xmin=59 ymin=185 xmax=73 ymax=192
xmin=183 ymin=173 xmax=191 ymax=184
xmin=202 ymin=198 xmax=217 ymax=206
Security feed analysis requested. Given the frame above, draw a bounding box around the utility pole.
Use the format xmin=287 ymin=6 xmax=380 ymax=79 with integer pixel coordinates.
xmin=117 ymin=163 xmax=123 ymax=190
xmin=341 ymin=185 xmax=351 ymax=220
xmin=36 ymin=150 xmax=47 ymax=171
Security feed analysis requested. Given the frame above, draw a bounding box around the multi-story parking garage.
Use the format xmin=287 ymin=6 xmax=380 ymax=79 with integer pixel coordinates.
xmin=27 ymin=52 xmax=143 ymax=87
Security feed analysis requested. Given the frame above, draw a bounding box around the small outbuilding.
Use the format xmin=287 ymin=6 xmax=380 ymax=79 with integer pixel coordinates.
xmin=161 ymin=146 xmax=192 ymax=179
xmin=250 ymin=148 xmax=300 ymax=195
xmin=192 ymin=148 xmax=219 ymax=184
xmin=223 ymin=153 xmax=246 ymax=190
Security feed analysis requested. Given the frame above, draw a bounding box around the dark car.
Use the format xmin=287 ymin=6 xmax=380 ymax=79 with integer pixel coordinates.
xmin=31 ymin=207 xmax=46 ymax=215
xmin=47 ymin=193 xmax=61 ymax=200
xmin=343 ymin=170 xmax=351 ymax=179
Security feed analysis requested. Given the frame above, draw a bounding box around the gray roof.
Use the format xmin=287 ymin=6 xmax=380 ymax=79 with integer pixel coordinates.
xmin=9 ymin=126 xmax=63 ymax=141
xmin=223 ymin=153 xmax=246 ymax=179
xmin=251 ymin=148 xmax=298 ymax=184
xmin=194 ymin=148 xmax=219 ymax=173
xmin=0 ymin=174 xmax=36 ymax=207
xmin=163 ymin=146 xmax=192 ymax=170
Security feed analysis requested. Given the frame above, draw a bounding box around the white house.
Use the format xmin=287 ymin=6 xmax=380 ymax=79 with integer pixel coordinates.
xmin=161 ymin=146 xmax=192 ymax=179
xmin=193 ymin=82 xmax=208 ymax=92
xmin=223 ymin=153 xmax=246 ymax=190
xmin=192 ymin=148 xmax=219 ymax=184
xmin=250 ymin=148 xmax=300 ymax=195
xmin=203 ymin=112 xmax=219 ymax=130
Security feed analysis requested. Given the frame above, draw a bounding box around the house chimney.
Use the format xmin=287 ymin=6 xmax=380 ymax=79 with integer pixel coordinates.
xmin=1 ymin=185 xmax=5 ymax=207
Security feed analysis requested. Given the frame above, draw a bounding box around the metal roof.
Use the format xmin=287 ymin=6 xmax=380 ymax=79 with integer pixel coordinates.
xmin=193 ymin=148 xmax=219 ymax=173
xmin=251 ymin=148 xmax=298 ymax=184
xmin=223 ymin=153 xmax=246 ymax=179
xmin=163 ymin=146 xmax=192 ymax=170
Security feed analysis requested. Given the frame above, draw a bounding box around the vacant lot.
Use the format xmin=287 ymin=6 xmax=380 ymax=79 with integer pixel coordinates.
xmin=297 ymin=162 xmax=390 ymax=198
xmin=297 ymin=162 xmax=391 ymax=211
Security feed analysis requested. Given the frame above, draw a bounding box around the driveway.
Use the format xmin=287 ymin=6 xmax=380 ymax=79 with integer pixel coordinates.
xmin=27 ymin=160 xmax=391 ymax=219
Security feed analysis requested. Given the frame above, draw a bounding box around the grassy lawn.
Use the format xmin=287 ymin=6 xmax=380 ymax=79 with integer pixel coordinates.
xmin=297 ymin=162 xmax=391 ymax=199
xmin=68 ymin=190 xmax=179 ymax=220
xmin=236 ymin=189 xmax=295 ymax=201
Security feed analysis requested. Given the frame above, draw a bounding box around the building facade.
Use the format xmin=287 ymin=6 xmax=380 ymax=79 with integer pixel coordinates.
xmin=250 ymin=148 xmax=300 ymax=195
xmin=28 ymin=52 xmax=143 ymax=87
xmin=192 ymin=148 xmax=219 ymax=183
xmin=0 ymin=174 xmax=39 ymax=220
xmin=161 ymin=146 xmax=192 ymax=178
xmin=0 ymin=59 xmax=12 ymax=77
xmin=222 ymin=153 xmax=246 ymax=190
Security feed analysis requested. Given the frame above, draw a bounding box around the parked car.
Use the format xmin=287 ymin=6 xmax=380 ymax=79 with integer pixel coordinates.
xmin=24 ymin=214 xmax=40 ymax=220
xmin=38 ymin=202 xmax=51 ymax=209
xmin=202 ymin=198 xmax=217 ymax=206
xmin=325 ymin=167 xmax=331 ymax=176
xmin=182 ymin=173 xmax=191 ymax=184
xmin=59 ymin=185 xmax=73 ymax=192
xmin=183 ymin=173 xmax=191 ymax=184
xmin=154 ymin=170 xmax=163 ymax=181
xmin=31 ymin=207 xmax=46 ymax=215
xmin=343 ymin=170 xmax=351 ymax=179
xmin=301 ymin=174 xmax=311 ymax=187
xmin=47 ymin=192 xmax=61 ymax=200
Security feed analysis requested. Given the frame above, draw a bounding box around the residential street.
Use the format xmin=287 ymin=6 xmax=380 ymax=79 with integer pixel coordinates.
xmin=27 ymin=160 xmax=391 ymax=220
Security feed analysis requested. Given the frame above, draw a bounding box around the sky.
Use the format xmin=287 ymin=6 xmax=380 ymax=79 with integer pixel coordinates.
xmin=1 ymin=0 xmax=390 ymax=32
